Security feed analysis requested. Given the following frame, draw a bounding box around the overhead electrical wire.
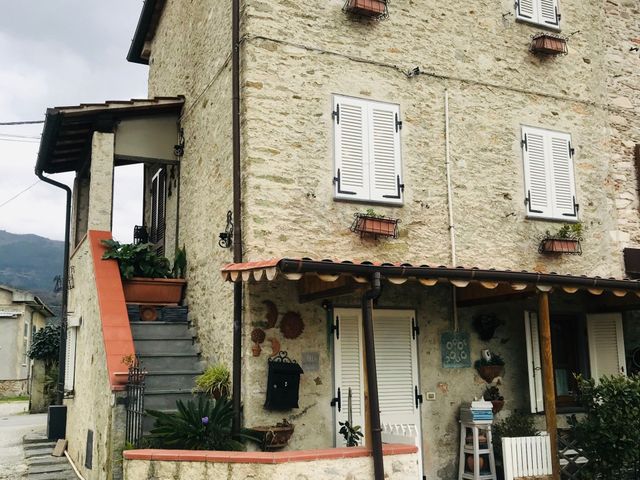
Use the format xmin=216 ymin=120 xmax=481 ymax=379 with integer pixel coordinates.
xmin=0 ymin=181 xmax=40 ymax=209
xmin=0 ymin=120 xmax=44 ymax=125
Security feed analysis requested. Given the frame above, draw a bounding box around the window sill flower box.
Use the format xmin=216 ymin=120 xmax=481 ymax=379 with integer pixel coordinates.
xmin=539 ymin=238 xmax=581 ymax=255
xmin=351 ymin=212 xmax=399 ymax=239
xmin=343 ymin=0 xmax=387 ymax=18
xmin=530 ymin=33 xmax=568 ymax=56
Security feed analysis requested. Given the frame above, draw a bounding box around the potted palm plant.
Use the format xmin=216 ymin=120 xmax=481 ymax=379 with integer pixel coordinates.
xmin=101 ymin=240 xmax=186 ymax=304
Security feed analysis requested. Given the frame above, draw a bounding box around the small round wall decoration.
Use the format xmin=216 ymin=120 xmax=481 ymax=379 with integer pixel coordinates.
xmin=251 ymin=328 xmax=266 ymax=344
xmin=279 ymin=311 xmax=304 ymax=339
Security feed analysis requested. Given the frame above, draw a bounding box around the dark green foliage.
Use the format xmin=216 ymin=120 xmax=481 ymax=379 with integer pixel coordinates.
xmin=172 ymin=245 xmax=187 ymax=279
xmin=28 ymin=324 xmax=60 ymax=364
xmin=472 ymin=313 xmax=503 ymax=341
xmin=568 ymin=374 xmax=640 ymax=478
xmin=544 ymin=222 xmax=585 ymax=241
xmin=44 ymin=363 xmax=59 ymax=404
xmin=483 ymin=385 xmax=504 ymax=401
xmin=101 ymin=240 xmax=171 ymax=280
xmin=145 ymin=396 xmax=256 ymax=451
xmin=492 ymin=411 xmax=539 ymax=478
xmin=339 ymin=421 xmax=364 ymax=447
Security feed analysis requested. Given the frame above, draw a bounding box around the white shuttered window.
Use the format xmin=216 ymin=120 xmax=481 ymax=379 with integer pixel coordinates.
xmin=525 ymin=312 xmax=627 ymax=413
xmin=516 ymin=0 xmax=560 ymax=29
xmin=64 ymin=326 xmax=78 ymax=392
xmin=522 ymin=126 xmax=577 ymax=221
xmin=333 ymin=95 xmax=403 ymax=205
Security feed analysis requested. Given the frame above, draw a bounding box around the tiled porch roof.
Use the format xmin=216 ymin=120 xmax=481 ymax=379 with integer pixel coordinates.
xmin=221 ymin=258 xmax=640 ymax=296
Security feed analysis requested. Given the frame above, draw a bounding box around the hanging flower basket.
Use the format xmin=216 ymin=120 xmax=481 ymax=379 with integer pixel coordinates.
xmin=250 ymin=420 xmax=295 ymax=451
xmin=539 ymin=238 xmax=582 ymax=255
xmin=343 ymin=0 xmax=388 ymax=19
xmin=351 ymin=213 xmax=399 ymax=239
xmin=530 ymin=33 xmax=568 ymax=56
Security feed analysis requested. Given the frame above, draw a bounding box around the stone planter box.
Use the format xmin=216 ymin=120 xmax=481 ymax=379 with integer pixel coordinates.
xmin=122 ymin=278 xmax=186 ymax=305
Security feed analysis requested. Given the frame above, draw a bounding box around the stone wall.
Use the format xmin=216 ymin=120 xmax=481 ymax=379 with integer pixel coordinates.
xmin=66 ymin=236 xmax=125 ymax=480
xmin=605 ymin=1 xmax=640 ymax=252
xmin=146 ymin=0 xmax=236 ymax=368
xmin=0 ymin=379 xmax=27 ymax=397
xmin=123 ymin=446 xmax=419 ymax=480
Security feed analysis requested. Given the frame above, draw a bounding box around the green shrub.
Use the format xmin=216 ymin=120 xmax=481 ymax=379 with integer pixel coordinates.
xmin=28 ymin=324 xmax=60 ymax=365
xmin=101 ymin=240 xmax=171 ymax=279
xmin=568 ymin=374 xmax=640 ymax=478
xmin=146 ymin=396 xmax=255 ymax=450
xmin=194 ymin=364 xmax=231 ymax=399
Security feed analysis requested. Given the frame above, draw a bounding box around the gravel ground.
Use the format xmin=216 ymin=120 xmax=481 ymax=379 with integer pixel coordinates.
xmin=0 ymin=401 xmax=46 ymax=479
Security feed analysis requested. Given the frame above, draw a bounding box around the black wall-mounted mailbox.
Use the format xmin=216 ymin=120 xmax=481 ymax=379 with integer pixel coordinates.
xmin=264 ymin=351 xmax=304 ymax=411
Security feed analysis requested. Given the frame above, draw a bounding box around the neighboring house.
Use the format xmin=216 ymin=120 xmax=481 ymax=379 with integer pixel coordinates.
xmin=34 ymin=1 xmax=639 ymax=479
xmin=0 ymin=285 xmax=53 ymax=397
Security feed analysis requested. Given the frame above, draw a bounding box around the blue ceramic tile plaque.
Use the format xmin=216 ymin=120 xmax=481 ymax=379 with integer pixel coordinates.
xmin=441 ymin=331 xmax=471 ymax=368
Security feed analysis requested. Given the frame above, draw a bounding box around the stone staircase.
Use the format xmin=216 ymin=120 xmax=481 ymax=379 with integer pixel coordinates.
xmin=23 ymin=434 xmax=76 ymax=479
xmin=127 ymin=306 xmax=204 ymax=433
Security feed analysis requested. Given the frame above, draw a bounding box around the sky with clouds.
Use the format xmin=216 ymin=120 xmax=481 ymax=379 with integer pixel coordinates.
xmin=0 ymin=1 xmax=149 ymax=242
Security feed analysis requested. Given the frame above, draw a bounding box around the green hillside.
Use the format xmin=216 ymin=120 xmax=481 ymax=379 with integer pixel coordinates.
xmin=0 ymin=230 xmax=63 ymax=314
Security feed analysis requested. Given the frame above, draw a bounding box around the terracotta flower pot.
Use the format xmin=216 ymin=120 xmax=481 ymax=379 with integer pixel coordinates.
xmin=345 ymin=0 xmax=386 ymax=17
xmin=531 ymin=34 xmax=568 ymax=56
xmin=352 ymin=215 xmax=399 ymax=238
xmin=477 ymin=365 xmax=504 ymax=383
xmin=122 ymin=277 xmax=186 ymax=305
xmin=251 ymin=423 xmax=295 ymax=450
xmin=491 ymin=399 xmax=505 ymax=414
xmin=540 ymin=238 xmax=580 ymax=254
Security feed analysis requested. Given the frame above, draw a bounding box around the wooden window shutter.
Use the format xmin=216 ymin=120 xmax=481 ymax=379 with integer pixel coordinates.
xmin=549 ymin=131 xmax=577 ymax=219
xmin=368 ymin=102 xmax=403 ymax=204
xmin=333 ymin=309 xmax=366 ymax=445
xmin=150 ymin=168 xmax=166 ymax=255
xmin=64 ymin=326 xmax=77 ymax=392
xmin=539 ymin=0 xmax=560 ymax=28
xmin=587 ymin=313 xmax=627 ymax=380
xmin=516 ymin=0 xmax=537 ymax=22
xmin=525 ymin=311 xmax=544 ymax=413
xmin=334 ymin=96 xmax=370 ymax=201
xmin=522 ymin=127 xmax=553 ymax=219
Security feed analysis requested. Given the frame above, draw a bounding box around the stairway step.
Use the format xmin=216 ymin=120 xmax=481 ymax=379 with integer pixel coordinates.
xmin=29 ymin=463 xmax=73 ymax=474
xmin=24 ymin=442 xmax=56 ymax=451
xmin=134 ymin=338 xmax=196 ymax=355
xmin=138 ymin=354 xmax=203 ymax=371
xmin=27 ymin=456 xmax=70 ymax=467
xmin=128 ymin=305 xmax=188 ymax=323
xmin=23 ymin=434 xmax=52 ymax=445
xmin=130 ymin=322 xmax=191 ymax=339
xmin=144 ymin=389 xmax=196 ymax=410
xmin=144 ymin=371 xmax=202 ymax=390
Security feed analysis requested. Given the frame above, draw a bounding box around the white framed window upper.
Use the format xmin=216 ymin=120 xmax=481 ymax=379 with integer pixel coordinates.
xmin=516 ymin=0 xmax=561 ymax=30
xmin=332 ymin=95 xmax=404 ymax=206
xmin=521 ymin=125 xmax=578 ymax=221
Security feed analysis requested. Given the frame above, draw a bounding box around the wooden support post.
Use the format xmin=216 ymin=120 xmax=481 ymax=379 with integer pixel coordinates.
xmin=538 ymin=291 xmax=561 ymax=480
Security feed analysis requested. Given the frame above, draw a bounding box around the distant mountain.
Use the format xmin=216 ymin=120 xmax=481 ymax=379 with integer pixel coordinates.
xmin=0 ymin=230 xmax=63 ymax=315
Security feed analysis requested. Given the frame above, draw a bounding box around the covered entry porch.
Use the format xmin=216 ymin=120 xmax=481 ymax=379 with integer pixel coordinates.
xmin=222 ymin=258 xmax=640 ymax=480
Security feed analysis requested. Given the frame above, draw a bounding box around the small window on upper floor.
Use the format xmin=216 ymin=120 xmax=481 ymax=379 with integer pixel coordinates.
xmin=332 ymin=95 xmax=404 ymax=206
xmin=521 ymin=125 xmax=578 ymax=221
xmin=516 ymin=0 xmax=561 ymax=30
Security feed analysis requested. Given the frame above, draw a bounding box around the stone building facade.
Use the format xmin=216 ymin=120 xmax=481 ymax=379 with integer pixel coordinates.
xmin=130 ymin=0 xmax=640 ymax=478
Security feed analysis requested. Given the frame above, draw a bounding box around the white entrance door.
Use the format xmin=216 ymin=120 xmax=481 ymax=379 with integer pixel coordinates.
xmin=333 ymin=309 xmax=423 ymax=475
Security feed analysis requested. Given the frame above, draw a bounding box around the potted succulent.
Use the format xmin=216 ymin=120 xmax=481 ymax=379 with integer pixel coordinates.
xmin=350 ymin=209 xmax=399 ymax=239
xmin=343 ymin=0 xmax=387 ymax=18
xmin=538 ymin=223 xmax=584 ymax=255
xmin=474 ymin=350 xmax=505 ymax=383
xmin=194 ymin=364 xmax=231 ymax=400
xmin=101 ymin=240 xmax=186 ymax=304
xmin=483 ymin=385 xmax=505 ymax=414
xmin=530 ymin=32 xmax=568 ymax=56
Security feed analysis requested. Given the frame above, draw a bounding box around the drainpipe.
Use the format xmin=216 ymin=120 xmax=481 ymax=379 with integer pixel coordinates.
xmin=231 ymin=0 xmax=244 ymax=437
xmin=35 ymin=169 xmax=71 ymax=405
xmin=361 ymin=272 xmax=384 ymax=480
xmin=444 ymin=90 xmax=459 ymax=331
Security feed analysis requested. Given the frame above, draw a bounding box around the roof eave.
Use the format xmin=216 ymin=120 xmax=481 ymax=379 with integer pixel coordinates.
xmin=127 ymin=0 xmax=159 ymax=65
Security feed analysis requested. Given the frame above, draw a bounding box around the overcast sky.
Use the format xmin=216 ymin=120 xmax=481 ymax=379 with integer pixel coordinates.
xmin=0 ymin=1 xmax=149 ymax=242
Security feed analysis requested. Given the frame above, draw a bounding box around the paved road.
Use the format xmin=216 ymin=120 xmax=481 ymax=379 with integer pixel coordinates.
xmin=0 ymin=402 xmax=47 ymax=480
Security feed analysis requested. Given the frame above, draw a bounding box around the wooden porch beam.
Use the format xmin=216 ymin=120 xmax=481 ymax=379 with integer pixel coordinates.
xmin=538 ymin=291 xmax=561 ymax=480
